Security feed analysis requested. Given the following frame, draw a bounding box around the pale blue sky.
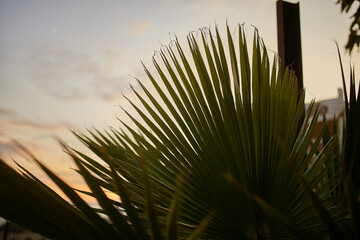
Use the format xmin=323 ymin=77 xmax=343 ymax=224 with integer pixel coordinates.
xmin=0 ymin=0 xmax=359 ymax=182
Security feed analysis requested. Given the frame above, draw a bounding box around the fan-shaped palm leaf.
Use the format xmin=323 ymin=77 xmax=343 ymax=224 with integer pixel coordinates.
xmin=73 ymin=25 xmax=343 ymax=239
xmin=0 ymin=24 xmax=347 ymax=239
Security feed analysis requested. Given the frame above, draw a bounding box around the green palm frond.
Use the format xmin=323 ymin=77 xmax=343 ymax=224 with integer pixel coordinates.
xmin=0 ymin=24 xmax=351 ymax=239
xmin=0 ymin=143 xmax=211 ymax=240
xmin=72 ymin=25 xmax=343 ymax=239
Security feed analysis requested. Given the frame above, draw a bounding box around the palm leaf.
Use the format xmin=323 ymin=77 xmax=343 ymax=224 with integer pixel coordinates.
xmin=0 ymin=24 xmax=352 ymax=239
xmin=90 ymin=24 xmax=340 ymax=239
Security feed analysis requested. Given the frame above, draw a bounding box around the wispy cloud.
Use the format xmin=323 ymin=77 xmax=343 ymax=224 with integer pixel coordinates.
xmin=0 ymin=107 xmax=69 ymax=163
xmin=124 ymin=20 xmax=154 ymax=37
xmin=136 ymin=20 xmax=152 ymax=36
xmin=7 ymin=119 xmax=67 ymax=131
xmin=0 ymin=108 xmax=18 ymax=117
xmin=22 ymin=47 xmax=132 ymax=102
xmin=171 ymin=0 xmax=273 ymax=22
xmin=0 ymin=137 xmax=43 ymax=159
xmin=178 ymin=0 xmax=242 ymax=14
xmin=0 ymin=140 xmax=19 ymax=156
xmin=0 ymin=107 xmax=68 ymax=132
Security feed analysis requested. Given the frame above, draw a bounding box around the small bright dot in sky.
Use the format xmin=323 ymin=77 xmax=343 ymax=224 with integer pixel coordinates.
xmin=51 ymin=26 xmax=57 ymax=33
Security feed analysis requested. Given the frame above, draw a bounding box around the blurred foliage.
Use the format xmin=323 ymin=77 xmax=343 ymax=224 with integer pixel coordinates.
xmin=336 ymin=0 xmax=360 ymax=53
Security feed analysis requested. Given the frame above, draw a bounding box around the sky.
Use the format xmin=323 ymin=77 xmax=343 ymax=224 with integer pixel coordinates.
xmin=0 ymin=0 xmax=359 ymax=189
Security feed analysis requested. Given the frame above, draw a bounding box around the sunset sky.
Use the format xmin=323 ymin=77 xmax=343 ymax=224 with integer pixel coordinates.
xmin=0 ymin=0 xmax=359 ymax=187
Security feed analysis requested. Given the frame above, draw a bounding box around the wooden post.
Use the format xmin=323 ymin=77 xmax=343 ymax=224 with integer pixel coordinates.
xmin=277 ymin=0 xmax=303 ymax=97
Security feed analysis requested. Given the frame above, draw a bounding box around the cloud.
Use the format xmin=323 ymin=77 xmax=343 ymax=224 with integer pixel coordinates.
xmin=178 ymin=0 xmax=243 ymax=14
xmin=136 ymin=20 xmax=152 ymax=36
xmin=7 ymin=119 xmax=67 ymax=131
xmin=0 ymin=136 xmax=50 ymax=164
xmin=0 ymin=108 xmax=19 ymax=117
xmin=0 ymin=137 xmax=43 ymax=158
xmin=23 ymin=47 xmax=131 ymax=101
xmin=0 ymin=107 xmax=68 ymax=163
xmin=51 ymin=26 xmax=58 ymax=33
xmin=123 ymin=20 xmax=153 ymax=37
xmin=170 ymin=0 xmax=273 ymax=22
xmin=0 ymin=140 xmax=18 ymax=156
xmin=0 ymin=107 xmax=68 ymax=132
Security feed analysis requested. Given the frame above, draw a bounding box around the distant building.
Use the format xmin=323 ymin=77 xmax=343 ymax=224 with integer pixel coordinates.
xmin=0 ymin=221 xmax=49 ymax=240
xmin=306 ymin=88 xmax=345 ymax=145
